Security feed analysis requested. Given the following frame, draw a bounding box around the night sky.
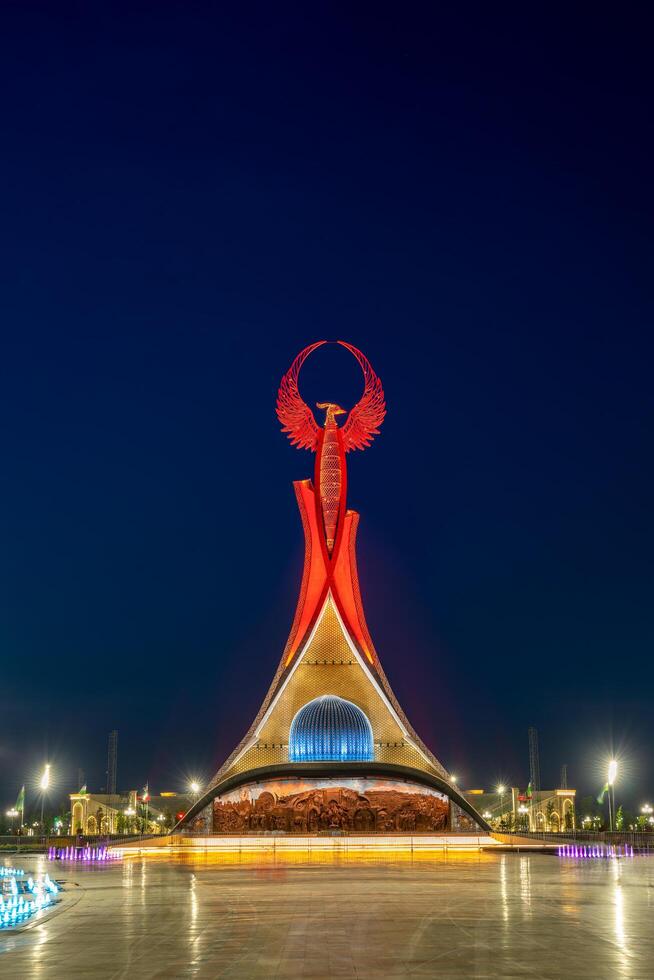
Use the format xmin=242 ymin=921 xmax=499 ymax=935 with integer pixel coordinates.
xmin=2 ymin=4 xmax=652 ymax=816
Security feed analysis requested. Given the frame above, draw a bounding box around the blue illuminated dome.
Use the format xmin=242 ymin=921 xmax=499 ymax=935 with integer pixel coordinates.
xmin=289 ymin=695 xmax=374 ymax=762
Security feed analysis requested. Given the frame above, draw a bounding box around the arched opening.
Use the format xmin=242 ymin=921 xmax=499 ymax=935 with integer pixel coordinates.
xmin=550 ymin=812 xmax=560 ymax=832
xmin=87 ymin=815 xmax=97 ymax=834
xmin=72 ymin=802 xmax=84 ymax=834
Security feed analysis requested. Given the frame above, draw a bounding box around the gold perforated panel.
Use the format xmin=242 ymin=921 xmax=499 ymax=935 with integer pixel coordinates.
xmin=221 ymin=599 xmax=439 ymax=781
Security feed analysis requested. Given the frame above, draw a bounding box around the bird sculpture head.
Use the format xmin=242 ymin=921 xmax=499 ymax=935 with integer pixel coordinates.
xmin=316 ymin=402 xmax=347 ymax=425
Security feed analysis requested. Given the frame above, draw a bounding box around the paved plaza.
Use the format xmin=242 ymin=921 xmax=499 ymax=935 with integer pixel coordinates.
xmin=1 ymin=851 xmax=653 ymax=978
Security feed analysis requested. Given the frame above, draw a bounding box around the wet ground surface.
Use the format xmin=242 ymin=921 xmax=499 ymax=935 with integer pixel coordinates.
xmin=1 ymin=850 xmax=653 ymax=978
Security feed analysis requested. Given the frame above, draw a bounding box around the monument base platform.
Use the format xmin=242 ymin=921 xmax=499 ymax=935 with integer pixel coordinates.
xmin=113 ymin=832 xmax=505 ymax=855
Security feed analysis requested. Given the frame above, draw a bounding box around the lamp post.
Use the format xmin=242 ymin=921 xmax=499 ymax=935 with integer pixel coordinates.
xmin=497 ymin=785 xmax=506 ymax=828
xmin=39 ymin=764 xmax=51 ymax=832
xmin=607 ymin=759 xmax=618 ymax=832
xmin=142 ymin=787 xmax=150 ymax=834
xmin=189 ymin=781 xmax=200 ymax=800
xmin=6 ymin=808 xmax=19 ymax=833
xmin=518 ymin=804 xmax=529 ymax=832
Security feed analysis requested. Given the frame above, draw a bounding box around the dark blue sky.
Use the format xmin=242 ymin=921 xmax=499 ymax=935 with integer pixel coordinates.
xmin=2 ymin=4 xmax=652 ymax=814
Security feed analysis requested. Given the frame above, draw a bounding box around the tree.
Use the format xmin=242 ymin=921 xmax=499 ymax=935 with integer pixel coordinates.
xmin=546 ymin=799 xmax=555 ymax=829
xmin=621 ymin=809 xmax=635 ymax=830
xmin=615 ymin=805 xmax=624 ymax=831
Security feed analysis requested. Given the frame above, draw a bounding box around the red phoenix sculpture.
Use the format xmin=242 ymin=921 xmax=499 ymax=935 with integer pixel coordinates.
xmin=276 ymin=341 xmax=386 ymax=667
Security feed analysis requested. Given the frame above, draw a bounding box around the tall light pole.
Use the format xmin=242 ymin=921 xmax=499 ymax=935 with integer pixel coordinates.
xmin=39 ymin=764 xmax=51 ymax=832
xmin=142 ymin=785 xmax=150 ymax=834
xmin=497 ymin=785 xmax=506 ymax=828
xmin=607 ymin=759 xmax=617 ymax=831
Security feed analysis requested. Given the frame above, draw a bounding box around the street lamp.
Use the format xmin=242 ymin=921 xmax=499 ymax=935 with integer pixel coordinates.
xmin=6 ymin=808 xmax=19 ymax=833
xmin=189 ymin=781 xmax=201 ymax=799
xmin=518 ymin=804 xmax=529 ymax=831
xmin=607 ymin=759 xmax=618 ymax=831
xmin=39 ymin=764 xmax=51 ymax=832
xmin=641 ymin=804 xmax=653 ymax=815
xmin=142 ymin=787 xmax=150 ymax=834
xmin=496 ymin=784 xmax=507 ymax=826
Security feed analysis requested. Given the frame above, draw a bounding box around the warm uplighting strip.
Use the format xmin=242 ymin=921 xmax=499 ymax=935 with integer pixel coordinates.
xmin=114 ymin=833 xmax=499 ymax=856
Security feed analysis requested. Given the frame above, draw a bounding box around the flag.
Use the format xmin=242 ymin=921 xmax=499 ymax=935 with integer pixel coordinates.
xmin=143 ymin=783 xmax=150 ymax=802
xmin=15 ymin=786 xmax=25 ymax=813
xmin=526 ymin=782 xmax=533 ymax=799
xmin=79 ymin=785 xmax=87 ymax=794
xmin=597 ymin=783 xmax=609 ymax=804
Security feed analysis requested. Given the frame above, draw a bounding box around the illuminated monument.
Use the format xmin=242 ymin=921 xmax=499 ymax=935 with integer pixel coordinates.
xmin=181 ymin=342 xmax=488 ymax=834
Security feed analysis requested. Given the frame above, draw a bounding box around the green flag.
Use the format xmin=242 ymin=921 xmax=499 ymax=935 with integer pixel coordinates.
xmin=15 ymin=786 xmax=25 ymax=812
xmin=597 ymin=783 xmax=609 ymax=804
xmin=526 ymin=782 xmax=533 ymax=799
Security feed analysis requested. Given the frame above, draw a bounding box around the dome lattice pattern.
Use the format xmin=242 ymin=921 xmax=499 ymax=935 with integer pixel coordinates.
xmin=289 ymin=695 xmax=374 ymax=762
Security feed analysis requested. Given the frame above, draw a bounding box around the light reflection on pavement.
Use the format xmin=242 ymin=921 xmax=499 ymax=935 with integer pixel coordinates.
xmin=1 ymin=851 xmax=652 ymax=978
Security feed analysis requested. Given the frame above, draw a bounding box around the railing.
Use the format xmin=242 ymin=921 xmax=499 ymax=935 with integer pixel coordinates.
xmin=0 ymin=833 xmax=162 ymax=850
xmin=494 ymin=829 xmax=654 ymax=851
xmin=517 ymin=829 xmax=654 ymax=845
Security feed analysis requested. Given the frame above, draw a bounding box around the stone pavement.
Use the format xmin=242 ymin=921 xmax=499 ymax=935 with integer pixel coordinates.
xmin=1 ymin=850 xmax=652 ymax=978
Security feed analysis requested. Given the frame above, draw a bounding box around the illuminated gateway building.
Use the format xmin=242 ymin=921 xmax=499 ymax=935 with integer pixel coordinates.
xmin=181 ymin=342 xmax=488 ymax=835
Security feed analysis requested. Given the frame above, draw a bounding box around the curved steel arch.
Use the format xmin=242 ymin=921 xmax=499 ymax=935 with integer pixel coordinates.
xmin=174 ymin=762 xmax=491 ymax=834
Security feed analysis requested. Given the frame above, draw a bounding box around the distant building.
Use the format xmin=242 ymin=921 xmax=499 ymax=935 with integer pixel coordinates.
xmin=463 ymin=787 xmax=576 ymax=832
xmin=69 ymin=790 xmax=193 ymax=835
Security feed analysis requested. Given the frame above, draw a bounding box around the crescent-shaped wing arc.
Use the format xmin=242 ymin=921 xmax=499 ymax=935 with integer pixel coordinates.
xmin=276 ymin=341 xmax=327 ymax=450
xmin=337 ymin=341 xmax=386 ymax=452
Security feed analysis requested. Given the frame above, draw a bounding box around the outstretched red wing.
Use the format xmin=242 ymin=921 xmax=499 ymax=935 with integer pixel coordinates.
xmin=338 ymin=341 xmax=386 ymax=452
xmin=276 ymin=341 xmax=327 ymax=450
